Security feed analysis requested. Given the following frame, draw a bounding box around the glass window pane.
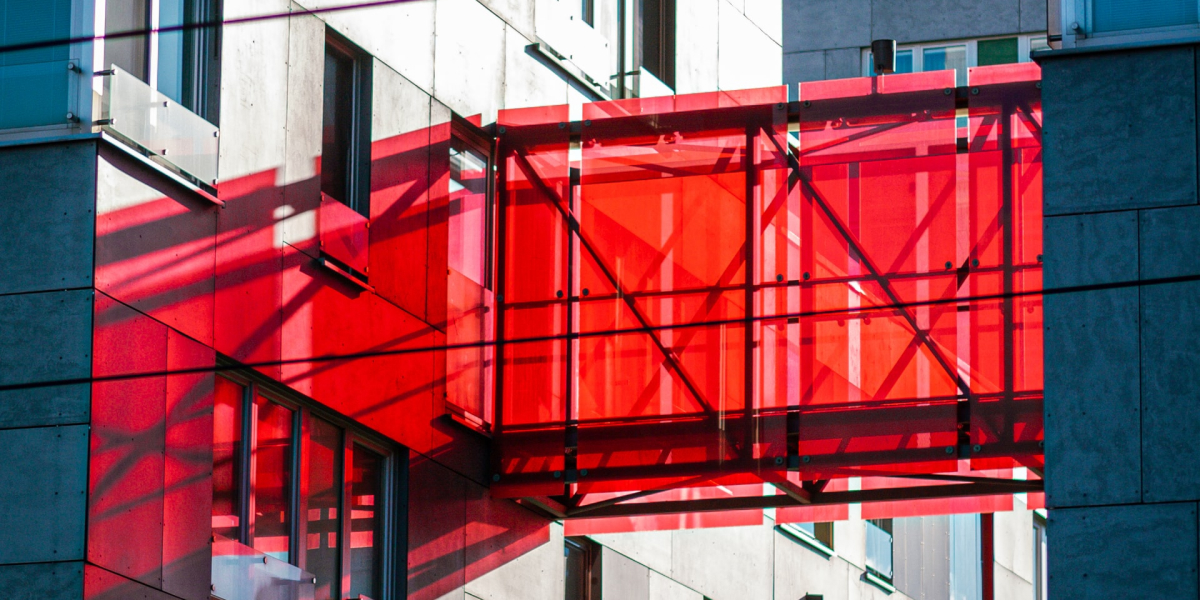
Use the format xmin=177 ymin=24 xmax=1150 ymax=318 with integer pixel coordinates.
xmin=923 ymin=45 xmax=967 ymax=86
xmin=157 ymin=0 xmax=186 ymax=104
xmin=105 ymin=0 xmax=149 ymax=79
xmin=895 ymin=49 xmax=914 ymax=74
xmin=1094 ymin=0 xmax=1197 ymax=32
xmin=253 ymin=396 xmax=294 ymax=562
xmin=322 ymin=44 xmax=354 ymax=206
xmin=977 ymin=37 xmax=1019 ymax=67
xmin=212 ymin=377 xmax=244 ymax=541
xmin=306 ymin=418 xmax=342 ymax=600
xmin=564 ymin=539 xmax=589 ymax=600
xmin=1030 ymin=36 xmax=1051 ymax=54
xmin=449 ymin=140 xmax=490 ymax=286
xmin=348 ymin=445 xmax=384 ymax=599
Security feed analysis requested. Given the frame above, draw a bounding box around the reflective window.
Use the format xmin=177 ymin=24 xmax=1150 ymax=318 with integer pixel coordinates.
xmin=307 ymin=417 xmax=343 ymax=600
xmin=105 ymin=0 xmax=149 ymax=79
xmin=923 ymin=45 xmax=967 ymax=86
xmin=795 ymin=521 xmax=835 ymax=549
xmin=348 ymin=445 xmax=385 ymax=599
xmin=638 ymin=0 xmax=676 ymax=88
xmin=865 ymin=518 xmax=894 ymax=581
xmin=322 ymin=31 xmax=372 ymax=216
xmin=449 ymin=138 xmax=491 ymax=287
xmin=212 ymin=377 xmax=244 ymax=541
xmin=253 ymin=396 xmax=295 ymax=562
xmin=977 ymin=37 xmax=1019 ymax=67
xmin=581 ymin=0 xmax=594 ymax=26
xmin=1034 ymin=517 xmax=1047 ymax=600
xmin=565 ymin=537 xmax=599 ymax=600
xmin=1094 ymin=0 xmax=1197 ymax=33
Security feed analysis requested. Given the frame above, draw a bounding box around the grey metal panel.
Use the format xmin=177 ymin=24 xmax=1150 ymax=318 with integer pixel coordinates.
xmin=601 ymin=547 xmax=650 ymax=600
xmin=0 ymin=140 xmax=97 ymax=295
xmin=1044 ymin=287 xmax=1141 ymax=508
xmin=0 ymin=425 xmax=88 ymax=564
xmin=1141 ymin=281 xmax=1200 ymax=502
xmin=784 ymin=50 xmax=826 ymax=86
xmin=0 ymin=289 xmax=92 ymax=429
xmin=1020 ymin=0 xmax=1049 ymax=32
xmin=1042 ymin=48 xmax=1197 ymax=216
xmin=783 ymin=0 xmax=870 ymax=54
xmin=1048 ymin=503 xmax=1198 ymax=599
xmin=0 ymin=561 xmax=84 ymax=600
xmin=1140 ymin=204 xmax=1200 ymax=280
xmin=1044 ymin=211 xmax=1138 ymax=288
xmin=893 ymin=516 xmax=950 ymax=600
xmin=871 ymin=0 xmax=1021 ymax=44
xmin=825 ymin=48 xmax=861 ymax=80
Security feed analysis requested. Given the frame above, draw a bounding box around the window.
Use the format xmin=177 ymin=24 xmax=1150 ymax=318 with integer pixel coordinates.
xmin=322 ymin=30 xmax=372 ymax=217
xmin=564 ymin=537 xmax=600 ymax=600
xmin=862 ymin=35 xmax=1044 ymax=82
xmin=778 ymin=521 xmax=835 ymax=556
xmin=448 ymin=121 xmax=494 ymax=291
xmin=581 ymin=0 xmax=594 ymax=27
xmin=1092 ymin=0 xmax=1197 ymax=33
xmin=102 ymin=0 xmax=220 ymax=121
xmin=636 ymin=0 xmax=675 ymax=89
xmin=1033 ymin=515 xmax=1047 ymax=600
xmin=212 ymin=373 xmax=403 ymax=600
xmin=865 ymin=518 xmax=893 ymax=582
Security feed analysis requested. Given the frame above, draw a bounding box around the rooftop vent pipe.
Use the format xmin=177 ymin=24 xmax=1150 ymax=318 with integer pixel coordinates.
xmin=871 ymin=39 xmax=897 ymax=75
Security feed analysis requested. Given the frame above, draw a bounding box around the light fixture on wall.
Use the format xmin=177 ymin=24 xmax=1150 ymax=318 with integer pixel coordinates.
xmin=871 ymin=39 xmax=898 ymax=75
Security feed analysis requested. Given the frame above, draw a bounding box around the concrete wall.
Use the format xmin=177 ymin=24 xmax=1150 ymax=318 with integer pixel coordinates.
xmin=782 ymin=0 xmax=1048 ymax=88
xmin=1040 ymin=44 xmax=1200 ymax=599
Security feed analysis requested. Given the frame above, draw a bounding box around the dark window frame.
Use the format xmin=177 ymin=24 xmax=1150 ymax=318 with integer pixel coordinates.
xmin=564 ymin=536 xmax=601 ymax=600
xmin=322 ymin=28 xmax=373 ymax=217
xmin=581 ymin=0 xmax=595 ymax=26
xmin=448 ymin=115 xmax=497 ymax=292
xmin=216 ymin=367 xmax=407 ymax=600
xmin=634 ymin=0 xmax=675 ymax=89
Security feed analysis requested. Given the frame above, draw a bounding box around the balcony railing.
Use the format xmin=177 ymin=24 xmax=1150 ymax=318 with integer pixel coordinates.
xmin=95 ymin=65 xmax=219 ymax=186
xmin=865 ymin=521 xmax=893 ymax=581
xmin=211 ymin=534 xmax=315 ymax=600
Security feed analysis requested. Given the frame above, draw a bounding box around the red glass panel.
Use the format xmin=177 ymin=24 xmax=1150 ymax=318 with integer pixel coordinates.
xmin=252 ymin=396 xmax=293 ymax=561
xmin=213 ymin=376 xmax=244 ymax=542
xmin=348 ymin=445 xmax=384 ymax=600
xmin=320 ymin=193 xmax=370 ymax=275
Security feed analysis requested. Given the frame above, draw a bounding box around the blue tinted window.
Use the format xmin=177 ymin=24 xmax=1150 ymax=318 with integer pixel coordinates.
xmin=1094 ymin=0 xmax=1198 ymax=33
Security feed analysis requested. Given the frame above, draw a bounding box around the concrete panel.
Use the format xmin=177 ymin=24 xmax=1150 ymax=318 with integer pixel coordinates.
xmin=84 ymin=564 xmax=179 ymax=600
xmin=836 ymin=519 xmax=867 ymax=570
xmin=1044 ymin=286 xmax=1141 ymax=507
xmin=893 ymin=516 xmax=950 ymax=600
xmin=1020 ymin=0 xmax=1048 ymax=32
xmin=0 ymin=140 xmax=96 ymax=295
xmin=825 ymin=47 xmax=861 ymax=80
xmin=0 ymin=290 xmax=92 ymax=429
xmin=1044 ymin=211 xmax=1138 ymax=288
xmin=217 ymin=2 xmax=289 ymax=182
xmin=1141 ymin=280 xmax=1200 ymax=502
xmin=408 ymin=455 xmax=467 ymax=600
xmin=307 ymin=0 xmax=437 ymax=93
xmin=0 ymin=561 xmax=84 ymax=600
xmin=671 ymin=525 xmax=773 ymax=600
xmin=745 ymin=0 xmax=782 ymax=46
xmin=478 ymin=0 xmax=534 ymax=38
xmin=995 ymin=564 xmax=1033 ymax=600
xmin=433 ymin=0 xmax=506 ymax=124
xmin=993 ymin=510 xmax=1033 ymax=584
xmin=463 ymin=481 xmax=559 ymax=600
xmin=0 ymin=425 xmax=88 ymax=564
xmin=1140 ymin=204 xmax=1200 ymax=280
xmin=503 ymin=26 xmax=569 ymax=110
xmin=783 ymin=0 xmax=870 ymax=54
xmin=588 ymin=531 xmax=673 ymax=575
xmin=649 ymin=570 xmax=703 ymax=600
xmin=718 ymin=0 xmax=783 ymax=93
xmin=773 ymin=527 xmax=851 ymax=600
xmin=675 ymin=0 xmax=720 ymax=94
xmin=601 ymin=547 xmax=650 ymax=600
xmin=871 ymin=0 xmax=1020 ymax=43
xmin=281 ymin=10 xmax=326 ymax=259
xmin=1049 ymin=503 xmax=1198 ymax=599
xmin=1042 ymin=48 xmax=1197 ymax=215
xmin=784 ymin=50 xmax=826 ymax=87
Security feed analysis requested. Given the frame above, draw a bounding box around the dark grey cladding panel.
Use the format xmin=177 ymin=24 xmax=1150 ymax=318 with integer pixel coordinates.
xmin=1020 ymin=0 xmax=1048 ymax=32
xmin=1049 ymin=503 xmax=1198 ymax=599
xmin=1141 ymin=281 xmax=1200 ymax=502
xmin=871 ymin=0 xmax=1020 ymax=44
xmin=0 ymin=425 xmax=88 ymax=564
xmin=0 ymin=561 xmax=83 ymax=600
xmin=1140 ymin=204 xmax=1200 ymax=280
xmin=1042 ymin=47 xmax=1197 ymax=215
xmin=1044 ymin=286 xmax=1141 ymax=508
xmin=1044 ymin=211 xmax=1138 ymax=289
xmin=783 ymin=0 xmax=871 ymax=54
xmin=0 ymin=140 xmax=97 ymax=295
xmin=893 ymin=516 xmax=950 ymax=600
xmin=784 ymin=50 xmax=827 ymax=86
xmin=0 ymin=289 xmax=92 ymax=429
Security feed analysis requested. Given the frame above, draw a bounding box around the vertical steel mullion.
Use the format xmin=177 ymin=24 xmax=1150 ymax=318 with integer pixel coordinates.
xmin=491 ymin=138 xmax=509 ymax=485
xmin=1000 ymin=99 xmax=1016 ymax=450
xmin=743 ymin=122 xmax=758 ymax=469
xmin=564 ymin=132 xmax=581 ymax=493
xmin=289 ymin=407 xmax=304 ymax=566
xmin=240 ymin=383 xmax=256 ymax=546
xmin=340 ymin=435 xmax=354 ymax=598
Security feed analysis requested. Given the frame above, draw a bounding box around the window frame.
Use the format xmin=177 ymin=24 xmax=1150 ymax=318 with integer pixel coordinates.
xmin=860 ymin=34 xmax=1046 ymax=80
xmin=564 ymin=536 xmax=601 ymax=600
xmin=449 ymin=115 xmax=498 ymax=292
xmin=215 ymin=367 xmax=406 ymax=600
xmin=322 ymin=28 xmax=374 ymax=218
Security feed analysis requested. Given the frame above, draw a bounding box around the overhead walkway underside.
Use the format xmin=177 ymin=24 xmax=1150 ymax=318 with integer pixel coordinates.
xmin=477 ymin=63 xmax=1043 ymax=531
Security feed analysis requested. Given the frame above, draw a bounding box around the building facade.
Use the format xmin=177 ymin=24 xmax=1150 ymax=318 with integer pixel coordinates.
xmin=0 ymin=1 xmax=1055 ymax=600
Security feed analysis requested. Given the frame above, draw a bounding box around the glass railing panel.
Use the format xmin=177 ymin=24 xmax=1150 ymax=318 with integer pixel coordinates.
xmin=0 ymin=60 xmax=72 ymax=130
xmin=97 ymin=65 xmax=219 ymax=185
xmin=865 ymin=520 xmax=893 ymax=580
xmin=212 ymin=534 xmax=315 ymax=600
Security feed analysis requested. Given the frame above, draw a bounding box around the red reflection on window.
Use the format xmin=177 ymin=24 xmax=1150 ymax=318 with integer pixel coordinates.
xmin=306 ymin=417 xmax=342 ymax=600
xmin=252 ymin=396 xmax=293 ymax=561
xmin=213 ymin=376 xmax=243 ymax=541
xmin=348 ymin=445 xmax=383 ymax=599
